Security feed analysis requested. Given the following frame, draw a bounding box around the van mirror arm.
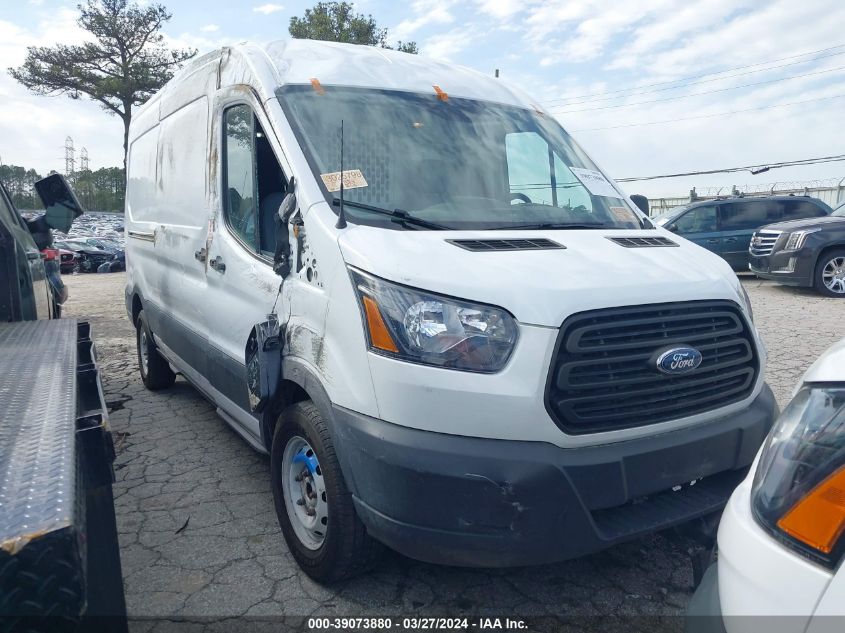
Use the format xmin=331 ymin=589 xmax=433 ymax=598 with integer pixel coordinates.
xmin=273 ymin=180 xmax=297 ymax=277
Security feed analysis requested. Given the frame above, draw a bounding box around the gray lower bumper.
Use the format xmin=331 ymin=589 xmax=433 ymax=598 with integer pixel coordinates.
xmin=686 ymin=563 xmax=727 ymax=633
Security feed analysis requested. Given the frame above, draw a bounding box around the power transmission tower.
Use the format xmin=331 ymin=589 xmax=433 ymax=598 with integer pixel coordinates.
xmin=80 ymin=147 xmax=89 ymax=171
xmin=64 ymin=136 xmax=75 ymax=178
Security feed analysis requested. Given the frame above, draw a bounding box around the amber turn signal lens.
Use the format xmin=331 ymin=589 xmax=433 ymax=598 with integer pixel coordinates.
xmin=362 ymin=295 xmax=399 ymax=353
xmin=778 ymin=466 xmax=845 ymax=554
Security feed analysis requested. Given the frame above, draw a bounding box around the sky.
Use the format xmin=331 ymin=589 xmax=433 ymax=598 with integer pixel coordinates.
xmin=2 ymin=0 xmax=845 ymax=198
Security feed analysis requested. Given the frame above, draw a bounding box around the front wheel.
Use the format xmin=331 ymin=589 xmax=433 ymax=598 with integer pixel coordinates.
xmin=271 ymin=401 xmax=382 ymax=583
xmin=136 ymin=309 xmax=176 ymax=390
xmin=814 ymin=249 xmax=845 ymax=297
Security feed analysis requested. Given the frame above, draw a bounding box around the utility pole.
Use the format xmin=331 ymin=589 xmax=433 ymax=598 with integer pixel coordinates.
xmin=64 ymin=136 xmax=75 ymax=180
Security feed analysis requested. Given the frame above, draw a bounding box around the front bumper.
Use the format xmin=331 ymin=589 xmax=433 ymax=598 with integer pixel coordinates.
xmin=686 ymin=564 xmax=726 ymax=633
xmin=748 ymin=251 xmax=813 ymax=286
xmin=330 ymin=385 xmax=777 ymax=567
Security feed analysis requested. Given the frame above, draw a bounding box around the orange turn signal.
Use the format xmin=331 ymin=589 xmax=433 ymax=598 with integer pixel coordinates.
xmin=362 ymin=296 xmax=399 ymax=353
xmin=433 ymin=85 xmax=448 ymax=101
xmin=778 ymin=466 xmax=845 ymax=554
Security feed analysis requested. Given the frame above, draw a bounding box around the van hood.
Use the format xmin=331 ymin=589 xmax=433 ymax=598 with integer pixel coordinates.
xmin=338 ymin=227 xmax=745 ymax=327
xmin=761 ymin=215 xmax=845 ymax=232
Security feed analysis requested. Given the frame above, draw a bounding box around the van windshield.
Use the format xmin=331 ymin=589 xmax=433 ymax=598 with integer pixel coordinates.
xmin=277 ymin=85 xmax=642 ymax=231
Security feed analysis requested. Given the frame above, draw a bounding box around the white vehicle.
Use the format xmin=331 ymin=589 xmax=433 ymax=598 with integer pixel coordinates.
xmin=688 ymin=338 xmax=845 ymax=633
xmin=124 ymin=39 xmax=777 ymax=582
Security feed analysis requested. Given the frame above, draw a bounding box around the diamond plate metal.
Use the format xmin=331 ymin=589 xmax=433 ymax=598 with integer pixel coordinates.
xmin=0 ymin=319 xmax=78 ymax=552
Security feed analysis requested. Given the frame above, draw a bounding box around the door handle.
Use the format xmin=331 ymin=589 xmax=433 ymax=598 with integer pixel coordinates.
xmin=707 ymin=239 xmax=720 ymax=244
xmin=209 ymin=255 xmax=226 ymax=273
xmin=194 ymin=247 xmax=207 ymax=263
xmin=26 ymin=251 xmax=41 ymax=260
xmin=724 ymin=237 xmax=738 ymax=242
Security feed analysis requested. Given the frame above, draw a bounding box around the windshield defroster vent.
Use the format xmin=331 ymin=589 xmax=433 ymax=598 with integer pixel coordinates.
xmin=608 ymin=237 xmax=679 ymax=248
xmin=448 ymin=238 xmax=565 ymax=252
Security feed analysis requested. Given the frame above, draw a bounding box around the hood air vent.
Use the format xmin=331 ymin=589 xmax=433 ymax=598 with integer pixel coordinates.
xmin=448 ymin=238 xmax=565 ymax=252
xmin=608 ymin=236 xmax=678 ymax=248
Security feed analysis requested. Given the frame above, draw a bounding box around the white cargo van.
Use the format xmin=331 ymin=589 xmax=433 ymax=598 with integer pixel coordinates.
xmin=125 ymin=39 xmax=777 ymax=582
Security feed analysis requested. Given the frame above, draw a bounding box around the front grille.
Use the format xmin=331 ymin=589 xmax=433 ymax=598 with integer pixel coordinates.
xmin=447 ymin=238 xmax=564 ymax=251
xmin=545 ymin=301 xmax=759 ymax=434
xmin=749 ymin=230 xmax=781 ymax=256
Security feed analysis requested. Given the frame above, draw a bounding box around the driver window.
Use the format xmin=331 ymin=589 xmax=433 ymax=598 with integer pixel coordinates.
xmin=223 ymin=105 xmax=287 ymax=255
xmin=224 ymin=105 xmax=258 ymax=249
xmin=675 ymin=206 xmax=717 ymax=234
xmin=506 ymin=132 xmax=554 ymax=206
xmin=553 ymin=153 xmax=593 ymax=213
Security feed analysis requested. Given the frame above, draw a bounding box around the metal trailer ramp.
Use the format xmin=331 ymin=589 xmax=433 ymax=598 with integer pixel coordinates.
xmin=0 ymin=319 xmax=126 ymax=633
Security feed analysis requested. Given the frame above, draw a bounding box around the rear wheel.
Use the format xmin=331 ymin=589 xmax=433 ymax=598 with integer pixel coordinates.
xmin=271 ymin=401 xmax=381 ymax=583
xmin=814 ymin=249 xmax=845 ymax=297
xmin=136 ymin=310 xmax=176 ymax=390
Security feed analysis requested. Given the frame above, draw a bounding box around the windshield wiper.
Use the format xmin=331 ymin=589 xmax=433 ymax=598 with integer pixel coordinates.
xmin=332 ymin=199 xmax=451 ymax=230
xmin=490 ymin=222 xmax=609 ymax=230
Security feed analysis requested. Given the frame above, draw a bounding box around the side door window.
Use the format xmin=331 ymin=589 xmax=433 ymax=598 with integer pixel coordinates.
xmin=720 ymin=200 xmax=777 ymax=231
xmin=505 ymin=132 xmax=593 ymax=212
xmin=223 ymin=104 xmax=288 ymax=256
xmin=674 ymin=205 xmax=717 ymax=234
xmin=783 ymin=200 xmax=827 ymax=221
xmin=224 ymin=105 xmax=258 ymax=250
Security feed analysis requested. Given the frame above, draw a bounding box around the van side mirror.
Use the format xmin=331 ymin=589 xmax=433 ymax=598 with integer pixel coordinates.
xmin=630 ymin=194 xmax=649 ymax=215
xmin=666 ymin=223 xmax=679 ymax=233
xmin=34 ymin=174 xmax=84 ymax=233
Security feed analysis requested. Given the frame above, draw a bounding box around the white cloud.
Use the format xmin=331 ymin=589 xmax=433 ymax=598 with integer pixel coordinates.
xmin=253 ymin=3 xmax=284 ymax=15
xmin=0 ymin=12 xmax=124 ymax=174
xmin=199 ymin=24 xmax=219 ymax=33
xmin=393 ymin=0 xmax=454 ymax=41
xmin=421 ymin=26 xmax=477 ymax=61
xmin=475 ymin=0 xmax=523 ymax=19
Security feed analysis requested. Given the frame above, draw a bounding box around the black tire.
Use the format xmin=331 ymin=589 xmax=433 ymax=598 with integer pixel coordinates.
xmin=136 ymin=310 xmax=176 ymax=390
xmin=271 ymin=401 xmax=382 ymax=583
xmin=813 ymin=248 xmax=845 ymax=298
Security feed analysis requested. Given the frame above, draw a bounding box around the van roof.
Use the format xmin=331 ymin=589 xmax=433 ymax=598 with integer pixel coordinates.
xmin=149 ymin=39 xmax=540 ymax=112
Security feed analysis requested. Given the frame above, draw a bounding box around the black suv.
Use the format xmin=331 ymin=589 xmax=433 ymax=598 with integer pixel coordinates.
xmin=654 ymin=195 xmax=831 ymax=271
xmin=749 ymin=201 xmax=845 ymax=297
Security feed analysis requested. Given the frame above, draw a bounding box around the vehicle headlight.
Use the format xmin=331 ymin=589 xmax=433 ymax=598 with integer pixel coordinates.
xmin=751 ymin=385 xmax=845 ymax=569
xmin=349 ymin=267 xmax=518 ymax=372
xmin=737 ymin=282 xmax=754 ymax=323
xmin=783 ymin=229 xmax=818 ymax=251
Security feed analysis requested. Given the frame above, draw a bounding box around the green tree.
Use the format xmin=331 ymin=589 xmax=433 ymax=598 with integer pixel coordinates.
xmin=8 ymin=0 xmax=196 ymax=169
xmin=289 ymin=2 xmax=418 ymax=53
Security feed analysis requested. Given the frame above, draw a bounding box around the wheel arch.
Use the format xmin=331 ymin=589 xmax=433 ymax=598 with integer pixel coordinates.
xmin=261 ymin=357 xmax=335 ymax=453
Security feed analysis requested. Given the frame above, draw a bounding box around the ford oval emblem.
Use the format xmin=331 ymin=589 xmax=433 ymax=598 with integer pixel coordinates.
xmin=656 ymin=347 xmax=703 ymax=375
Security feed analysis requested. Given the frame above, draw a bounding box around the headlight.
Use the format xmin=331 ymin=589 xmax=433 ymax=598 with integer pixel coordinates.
xmin=783 ymin=229 xmax=819 ymax=251
xmin=751 ymin=385 xmax=845 ymax=568
xmin=349 ymin=267 xmax=518 ymax=372
xmin=738 ymin=282 xmax=754 ymax=323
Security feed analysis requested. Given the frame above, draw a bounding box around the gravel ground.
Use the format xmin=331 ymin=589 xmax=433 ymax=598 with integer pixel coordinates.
xmin=62 ymin=271 xmax=842 ymax=630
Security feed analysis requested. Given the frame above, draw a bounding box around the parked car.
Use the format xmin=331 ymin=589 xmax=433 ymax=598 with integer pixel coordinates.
xmin=749 ymin=200 xmax=845 ymax=297
xmin=56 ymin=247 xmax=78 ymax=274
xmin=654 ymin=195 xmax=831 ymax=271
xmin=687 ymin=337 xmax=845 ymax=632
xmin=57 ymin=238 xmax=119 ymax=273
xmin=0 ymin=181 xmax=53 ymax=319
xmin=125 ymin=39 xmax=777 ymax=582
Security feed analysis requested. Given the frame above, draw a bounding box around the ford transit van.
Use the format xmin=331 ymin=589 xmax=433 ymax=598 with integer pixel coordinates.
xmin=125 ymin=40 xmax=777 ymax=582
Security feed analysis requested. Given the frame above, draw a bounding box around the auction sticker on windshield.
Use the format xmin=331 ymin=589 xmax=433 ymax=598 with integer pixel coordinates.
xmin=569 ymin=167 xmax=621 ymax=198
xmin=320 ymin=169 xmax=368 ymax=192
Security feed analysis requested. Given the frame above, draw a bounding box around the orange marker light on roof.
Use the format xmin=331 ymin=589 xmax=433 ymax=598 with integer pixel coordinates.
xmin=310 ymin=78 xmax=325 ymax=95
xmin=433 ymin=85 xmax=448 ymax=101
xmin=777 ymin=466 xmax=845 ymax=554
xmin=362 ymin=296 xmax=399 ymax=353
